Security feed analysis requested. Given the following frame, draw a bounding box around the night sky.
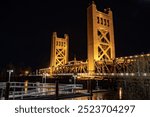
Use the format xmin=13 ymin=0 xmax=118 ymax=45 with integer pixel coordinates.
xmin=0 ymin=0 xmax=150 ymax=70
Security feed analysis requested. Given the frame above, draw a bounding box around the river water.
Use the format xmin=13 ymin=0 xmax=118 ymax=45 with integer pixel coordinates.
xmin=65 ymin=87 xmax=150 ymax=100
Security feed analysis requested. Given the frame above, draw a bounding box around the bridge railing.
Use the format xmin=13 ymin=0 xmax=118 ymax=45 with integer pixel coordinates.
xmin=49 ymin=54 xmax=150 ymax=76
xmin=0 ymin=82 xmax=6 ymax=99
xmin=77 ymin=73 xmax=150 ymax=78
xmin=0 ymin=82 xmax=83 ymax=100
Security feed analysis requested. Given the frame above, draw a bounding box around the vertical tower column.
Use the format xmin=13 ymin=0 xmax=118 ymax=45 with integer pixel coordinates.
xmin=87 ymin=2 xmax=97 ymax=73
xmin=50 ymin=32 xmax=69 ymax=73
xmin=87 ymin=2 xmax=115 ymax=73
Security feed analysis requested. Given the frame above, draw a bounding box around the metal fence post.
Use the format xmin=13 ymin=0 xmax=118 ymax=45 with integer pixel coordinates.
xmin=55 ymin=78 xmax=59 ymax=99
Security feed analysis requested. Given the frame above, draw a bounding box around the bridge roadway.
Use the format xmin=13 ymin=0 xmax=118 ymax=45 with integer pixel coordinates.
xmin=39 ymin=53 xmax=150 ymax=79
xmin=48 ymin=72 xmax=150 ymax=79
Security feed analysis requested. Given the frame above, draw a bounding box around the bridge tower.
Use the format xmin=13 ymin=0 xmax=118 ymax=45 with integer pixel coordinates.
xmin=50 ymin=32 xmax=69 ymax=72
xmin=87 ymin=1 xmax=115 ymax=73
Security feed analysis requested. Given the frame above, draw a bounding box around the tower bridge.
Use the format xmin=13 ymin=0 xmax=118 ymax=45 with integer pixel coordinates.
xmin=1 ymin=2 xmax=150 ymax=100
xmin=39 ymin=2 xmax=150 ymax=80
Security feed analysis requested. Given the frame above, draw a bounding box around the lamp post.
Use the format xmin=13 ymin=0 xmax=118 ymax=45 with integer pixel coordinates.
xmin=7 ymin=70 xmax=13 ymax=82
xmin=42 ymin=73 xmax=47 ymax=83
xmin=44 ymin=73 xmax=47 ymax=83
xmin=5 ymin=70 xmax=13 ymax=100
xmin=73 ymin=74 xmax=77 ymax=93
xmin=42 ymin=73 xmax=47 ymax=95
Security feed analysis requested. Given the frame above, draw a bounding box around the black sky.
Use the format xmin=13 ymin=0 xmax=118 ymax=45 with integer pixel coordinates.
xmin=0 ymin=0 xmax=150 ymax=69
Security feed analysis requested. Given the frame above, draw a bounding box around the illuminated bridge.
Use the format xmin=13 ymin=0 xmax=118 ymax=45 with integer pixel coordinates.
xmin=1 ymin=2 xmax=150 ymax=100
xmin=39 ymin=2 xmax=150 ymax=80
xmin=40 ymin=54 xmax=150 ymax=80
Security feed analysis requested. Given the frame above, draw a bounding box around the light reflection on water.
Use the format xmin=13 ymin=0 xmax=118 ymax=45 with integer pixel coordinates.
xmin=119 ymin=87 xmax=122 ymax=100
xmin=66 ymin=86 xmax=150 ymax=100
xmin=65 ymin=90 xmax=121 ymax=100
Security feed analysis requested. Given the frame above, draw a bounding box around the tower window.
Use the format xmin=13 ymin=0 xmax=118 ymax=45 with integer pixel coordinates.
xmin=64 ymin=42 xmax=66 ymax=47
xmin=97 ymin=17 xmax=100 ymax=24
xmin=107 ymin=20 xmax=109 ymax=27
xmin=104 ymin=19 xmax=106 ymax=25
xmin=100 ymin=18 xmax=103 ymax=25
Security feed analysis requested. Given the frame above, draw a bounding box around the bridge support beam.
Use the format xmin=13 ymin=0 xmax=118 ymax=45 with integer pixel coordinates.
xmin=87 ymin=79 xmax=93 ymax=96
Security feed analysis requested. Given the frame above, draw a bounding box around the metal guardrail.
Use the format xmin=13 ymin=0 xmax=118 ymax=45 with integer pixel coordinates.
xmin=0 ymin=82 xmax=83 ymax=100
xmin=77 ymin=73 xmax=150 ymax=78
xmin=0 ymin=82 xmax=6 ymax=88
xmin=0 ymin=82 xmax=6 ymax=100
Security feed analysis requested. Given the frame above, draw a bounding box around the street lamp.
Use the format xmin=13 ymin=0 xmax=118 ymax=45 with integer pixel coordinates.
xmin=5 ymin=70 xmax=13 ymax=100
xmin=42 ymin=73 xmax=47 ymax=83
xmin=73 ymin=74 xmax=77 ymax=93
xmin=7 ymin=70 xmax=13 ymax=82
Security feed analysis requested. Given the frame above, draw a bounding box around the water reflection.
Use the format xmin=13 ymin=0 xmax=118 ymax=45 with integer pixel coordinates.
xmin=23 ymin=81 xmax=150 ymax=100
xmin=66 ymin=85 xmax=150 ymax=100
xmin=65 ymin=91 xmax=119 ymax=100
xmin=119 ymin=87 xmax=122 ymax=100
xmin=24 ymin=80 xmax=28 ymax=94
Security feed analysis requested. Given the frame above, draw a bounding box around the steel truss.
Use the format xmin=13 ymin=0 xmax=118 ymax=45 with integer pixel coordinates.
xmin=53 ymin=54 xmax=150 ymax=77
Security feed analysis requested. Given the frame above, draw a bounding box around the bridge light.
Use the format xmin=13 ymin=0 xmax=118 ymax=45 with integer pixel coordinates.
xmin=146 ymin=54 xmax=150 ymax=56
xmin=111 ymin=73 xmax=115 ymax=76
xmin=129 ymin=56 xmax=133 ymax=58
xmin=134 ymin=55 xmax=138 ymax=58
xmin=25 ymin=71 xmax=29 ymax=76
xmin=125 ymin=73 xmax=129 ymax=76
xmin=120 ymin=73 xmax=124 ymax=76
xmin=143 ymin=73 xmax=147 ymax=76
xmin=99 ymin=73 xmax=103 ymax=75
xmin=131 ymin=73 xmax=135 ymax=76
xmin=103 ymin=73 xmax=106 ymax=75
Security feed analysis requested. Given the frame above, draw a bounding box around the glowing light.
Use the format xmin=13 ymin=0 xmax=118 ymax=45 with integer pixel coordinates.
xmin=111 ymin=73 xmax=115 ymax=76
xmin=143 ymin=73 xmax=147 ymax=76
xmin=125 ymin=73 xmax=129 ymax=76
xmin=119 ymin=87 xmax=123 ymax=100
xmin=25 ymin=71 xmax=29 ymax=75
xmin=146 ymin=54 xmax=150 ymax=56
xmin=103 ymin=73 xmax=106 ymax=75
xmin=131 ymin=73 xmax=135 ymax=76
xmin=120 ymin=73 xmax=124 ymax=76
xmin=24 ymin=80 xmax=28 ymax=94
